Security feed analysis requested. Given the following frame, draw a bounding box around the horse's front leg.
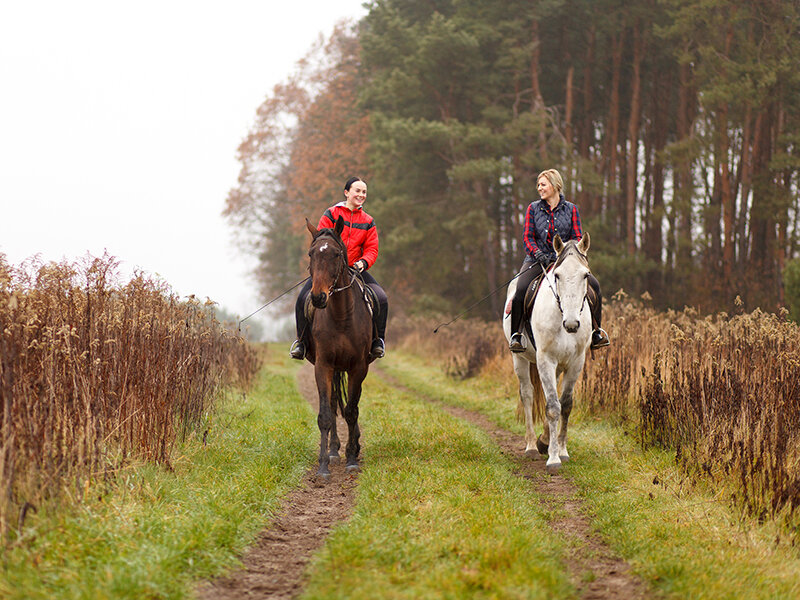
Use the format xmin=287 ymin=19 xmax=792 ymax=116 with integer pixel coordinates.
xmin=343 ymin=365 xmax=367 ymax=472
xmin=537 ymin=356 xmax=562 ymax=474
xmin=328 ymin=393 xmax=341 ymax=464
xmin=556 ymin=358 xmax=586 ymax=464
xmin=512 ymin=354 xmax=538 ymax=456
xmin=315 ymin=366 xmax=334 ymax=479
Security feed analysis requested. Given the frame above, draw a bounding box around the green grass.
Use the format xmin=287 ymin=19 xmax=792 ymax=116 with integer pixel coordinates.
xmin=7 ymin=346 xmax=800 ymax=599
xmin=0 ymin=349 xmax=315 ymax=600
xmin=381 ymin=351 xmax=800 ymax=599
xmin=301 ymin=371 xmax=573 ymax=599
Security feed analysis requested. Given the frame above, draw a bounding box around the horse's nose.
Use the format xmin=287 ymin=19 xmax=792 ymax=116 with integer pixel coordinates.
xmin=311 ymin=292 xmax=328 ymax=308
xmin=563 ymin=318 xmax=580 ymax=333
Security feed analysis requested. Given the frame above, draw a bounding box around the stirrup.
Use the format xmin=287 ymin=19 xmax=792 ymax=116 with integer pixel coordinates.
xmin=590 ymin=328 xmax=610 ymax=349
xmin=290 ymin=339 xmax=306 ymax=360
xmin=509 ymin=332 xmax=526 ymax=353
xmin=370 ymin=338 xmax=385 ymax=359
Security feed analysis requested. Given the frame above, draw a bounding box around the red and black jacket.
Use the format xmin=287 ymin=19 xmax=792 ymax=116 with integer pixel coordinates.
xmin=318 ymin=202 xmax=379 ymax=269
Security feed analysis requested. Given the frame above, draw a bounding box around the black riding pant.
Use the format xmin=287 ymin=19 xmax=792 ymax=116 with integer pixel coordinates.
xmin=509 ymin=258 xmax=603 ymax=335
xmin=295 ymin=271 xmax=388 ymax=340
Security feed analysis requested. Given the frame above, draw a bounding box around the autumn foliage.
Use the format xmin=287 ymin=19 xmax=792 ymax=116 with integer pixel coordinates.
xmin=0 ymin=254 xmax=261 ymax=539
xmin=224 ymin=22 xmax=369 ymax=307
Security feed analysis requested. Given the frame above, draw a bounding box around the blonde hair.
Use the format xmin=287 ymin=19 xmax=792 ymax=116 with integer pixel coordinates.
xmin=537 ymin=169 xmax=564 ymax=195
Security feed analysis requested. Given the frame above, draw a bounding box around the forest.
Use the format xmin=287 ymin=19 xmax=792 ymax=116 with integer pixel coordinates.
xmin=224 ymin=0 xmax=800 ymax=319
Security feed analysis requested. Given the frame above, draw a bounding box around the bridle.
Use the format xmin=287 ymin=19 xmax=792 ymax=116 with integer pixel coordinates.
xmin=311 ymin=231 xmax=356 ymax=296
xmin=540 ymin=247 xmax=590 ymax=318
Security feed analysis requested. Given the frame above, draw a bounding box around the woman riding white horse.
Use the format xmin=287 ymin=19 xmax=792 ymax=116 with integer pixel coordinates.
xmin=503 ymin=232 xmax=595 ymax=473
xmin=508 ymin=169 xmax=609 ymax=352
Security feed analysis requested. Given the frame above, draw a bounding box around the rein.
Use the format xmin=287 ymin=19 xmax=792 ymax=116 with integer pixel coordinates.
xmin=331 ymin=267 xmax=357 ymax=294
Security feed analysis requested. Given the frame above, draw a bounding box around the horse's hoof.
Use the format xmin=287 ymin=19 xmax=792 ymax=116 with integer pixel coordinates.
xmin=345 ymin=463 xmax=360 ymax=473
xmin=315 ymin=470 xmax=331 ymax=482
xmin=524 ymin=448 xmax=538 ymax=458
xmin=559 ymin=455 xmax=570 ymax=463
xmin=329 ymin=454 xmax=340 ymax=464
xmin=545 ymin=462 xmax=561 ymax=475
xmin=536 ymin=437 xmax=548 ymax=455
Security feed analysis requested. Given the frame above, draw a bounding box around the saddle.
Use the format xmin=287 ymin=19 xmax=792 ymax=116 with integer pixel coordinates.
xmin=521 ymin=271 xmax=546 ymax=346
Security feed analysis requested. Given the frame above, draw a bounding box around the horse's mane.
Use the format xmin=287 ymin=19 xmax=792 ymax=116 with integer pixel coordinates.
xmin=312 ymin=227 xmax=349 ymax=265
xmin=553 ymin=239 xmax=588 ymax=270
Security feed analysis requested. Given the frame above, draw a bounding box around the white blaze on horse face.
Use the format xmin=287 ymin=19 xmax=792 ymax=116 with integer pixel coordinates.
xmin=555 ymin=255 xmax=590 ymax=331
xmin=319 ymin=242 xmax=329 ymax=253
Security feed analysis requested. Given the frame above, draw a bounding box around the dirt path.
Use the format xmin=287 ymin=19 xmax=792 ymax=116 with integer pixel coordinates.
xmin=373 ymin=366 xmax=649 ymax=600
xmin=196 ymin=363 xmax=357 ymax=600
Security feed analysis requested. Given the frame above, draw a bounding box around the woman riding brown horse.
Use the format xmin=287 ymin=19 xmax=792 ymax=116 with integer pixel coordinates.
xmin=304 ymin=216 xmax=374 ymax=478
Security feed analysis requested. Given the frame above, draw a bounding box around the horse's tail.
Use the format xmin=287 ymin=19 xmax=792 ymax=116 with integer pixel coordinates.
xmin=516 ymin=361 xmax=545 ymax=424
xmin=331 ymin=370 xmax=347 ymax=416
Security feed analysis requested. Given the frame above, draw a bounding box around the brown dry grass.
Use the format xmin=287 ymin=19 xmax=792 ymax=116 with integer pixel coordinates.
xmin=0 ymin=253 xmax=261 ymax=540
xmin=392 ymin=292 xmax=800 ymax=530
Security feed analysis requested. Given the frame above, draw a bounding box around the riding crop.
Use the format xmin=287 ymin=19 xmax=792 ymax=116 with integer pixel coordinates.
xmin=432 ymin=263 xmax=536 ymax=333
xmin=237 ymin=276 xmax=310 ymax=332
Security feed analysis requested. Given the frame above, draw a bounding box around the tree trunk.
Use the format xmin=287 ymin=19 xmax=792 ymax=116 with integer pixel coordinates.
xmin=565 ymin=65 xmax=574 ymax=151
xmin=625 ymin=21 xmax=644 ymax=255
xmin=605 ymin=30 xmax=625 ymax=213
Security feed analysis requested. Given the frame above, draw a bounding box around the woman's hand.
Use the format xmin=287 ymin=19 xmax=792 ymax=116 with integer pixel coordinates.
xmin=355 ymin=259 xmax=367 ymax=272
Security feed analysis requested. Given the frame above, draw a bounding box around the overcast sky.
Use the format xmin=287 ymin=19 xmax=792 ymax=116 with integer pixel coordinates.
xmin=0 ymin=1 xmax=368 ymax=335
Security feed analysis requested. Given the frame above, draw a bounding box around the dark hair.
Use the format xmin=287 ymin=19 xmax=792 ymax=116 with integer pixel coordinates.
xmin=344 ymin=176 xmax=365 ymax=191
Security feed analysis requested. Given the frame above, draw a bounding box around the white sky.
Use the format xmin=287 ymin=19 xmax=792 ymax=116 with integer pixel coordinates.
xmin=0 ymin=1 xmax=367 ymax=335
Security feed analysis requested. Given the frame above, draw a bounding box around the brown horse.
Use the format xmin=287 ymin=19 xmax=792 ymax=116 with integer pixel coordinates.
xmin=304 ymin=216 xmax=373 ymax=479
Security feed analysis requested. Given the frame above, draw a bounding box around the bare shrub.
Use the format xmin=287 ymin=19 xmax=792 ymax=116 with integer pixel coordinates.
xmin=392 ymin=314 xmax=506 ymax=379
xmin=396 ymin=295 xmax=800 ymax=531
xmin=0 ymin=254 xmax=261 ymax=539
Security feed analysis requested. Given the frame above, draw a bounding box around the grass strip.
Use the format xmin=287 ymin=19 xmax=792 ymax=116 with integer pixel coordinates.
xmin=1 ymin=349 xmax=314 ymax=600
xmin=301 ymin=370 xmax=573 ymax=600
xmin=383 ymin=351 xmax=800 ymax=599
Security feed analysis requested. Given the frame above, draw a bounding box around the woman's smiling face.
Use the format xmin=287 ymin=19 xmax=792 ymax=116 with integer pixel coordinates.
xmin=537 ymin=175 xmax=556 ymax=202
xmin=344 ymin=180 xmax=367 ymax=210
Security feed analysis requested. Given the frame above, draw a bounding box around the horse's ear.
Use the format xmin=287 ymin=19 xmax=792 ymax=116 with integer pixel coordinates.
xmin=553 ymin=234 xmax=564 ymax=254
xmin=334 ymin=215 xmax=345 ymax=237
xmin=579 ymin=231 xmax=591 ymax=254
xmin=306 ymin=218 xmax=318 ymax=237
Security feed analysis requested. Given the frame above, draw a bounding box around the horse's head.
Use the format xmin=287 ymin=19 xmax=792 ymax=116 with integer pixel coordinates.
xmin=306 ymin=216 xmax=349 ymax=309
xmin=552 ymin=232 xmax=591 ymax=333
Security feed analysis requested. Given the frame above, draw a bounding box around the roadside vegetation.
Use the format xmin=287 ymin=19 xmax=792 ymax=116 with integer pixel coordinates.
xmin=393 ymin=295 xmax=800 ymax=536
xmin=0 ymin=350 xmax=314 ymax=600
xmin=0 ymin=254 xmax=261 ymax=541
xmin=380 ymin=350 xmax=800 ymax=599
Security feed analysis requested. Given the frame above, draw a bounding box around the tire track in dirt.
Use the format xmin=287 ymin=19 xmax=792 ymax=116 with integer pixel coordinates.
xmin=373 ymin=366 xmax=648 ymax=600
xmin=196 ymin=363 xmax=357 ymax=600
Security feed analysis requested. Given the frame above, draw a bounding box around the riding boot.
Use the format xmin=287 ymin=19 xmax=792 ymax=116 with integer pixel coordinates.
xmin=591 ymin=328 xmax=610 ymax=349
xmin=370 ymin=338 xmax=385 ymax=359
xmin=587 ymin=274 xmax=609 ymax=349
xmin=371 ymin=299 xmax=388 ymax=359
xmin=290 ymin=339 xmax=306 ymax=360
xmin=291 ymin=279 xmax=312 ymax=360
xmin=508 ymin=293 xmax=527 ymax=352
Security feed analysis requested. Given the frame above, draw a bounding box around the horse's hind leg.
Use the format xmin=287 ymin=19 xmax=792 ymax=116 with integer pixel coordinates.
xmin=513 ymin=355 xmax=539 ymax=456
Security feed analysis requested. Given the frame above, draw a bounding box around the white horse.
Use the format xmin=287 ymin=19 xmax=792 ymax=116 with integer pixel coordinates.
xmin=502 ymin=234 xmax=593 ymax=474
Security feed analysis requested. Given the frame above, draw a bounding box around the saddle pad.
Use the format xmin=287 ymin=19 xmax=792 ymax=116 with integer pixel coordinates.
xmin=523 ymin=273 xmax=546 ymax=319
